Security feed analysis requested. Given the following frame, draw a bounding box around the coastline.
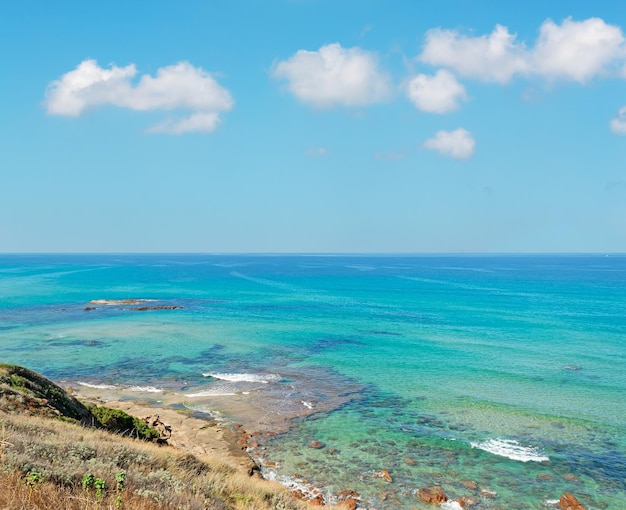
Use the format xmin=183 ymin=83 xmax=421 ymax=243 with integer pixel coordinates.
xmin=66 ymin=384 xmax=260 ymax=476
xmin=66 ymin=383 xmax=357 ymax=507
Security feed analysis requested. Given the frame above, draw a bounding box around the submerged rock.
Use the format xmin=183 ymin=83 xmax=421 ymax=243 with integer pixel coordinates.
xmin=417 ymin=486 xmax=447 ymax=504
xmin=126 ymin=305 xmax=184 ymax=311
xmin=308 ymin=440 xmax=326 ymax=449
xmin=460 ymin=480 xmax=477 ymax=490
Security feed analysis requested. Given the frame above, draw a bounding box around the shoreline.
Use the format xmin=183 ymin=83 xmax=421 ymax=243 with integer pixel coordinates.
xmin=66 ymin=384 xmax=262 ymax=476
xmin=67 ymin=383 xmax=358 ymax=507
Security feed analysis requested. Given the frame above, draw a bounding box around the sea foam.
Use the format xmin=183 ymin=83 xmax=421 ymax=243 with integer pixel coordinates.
xmin=202 ymin=372 xmax=282 ymax=384
xmin=77 ymin=381 xmax=117 ymax=390
xmin=470 ymin=438 xmax=549 ymax=462
xmin=185 ymin=388 xmax=237 ymax=397
xmin=125 ymin=385 xmax=164 ymax=393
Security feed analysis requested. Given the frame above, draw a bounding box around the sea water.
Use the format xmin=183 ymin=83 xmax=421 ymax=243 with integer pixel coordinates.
xmin=0 ymin=254 xmax=625 ymax=509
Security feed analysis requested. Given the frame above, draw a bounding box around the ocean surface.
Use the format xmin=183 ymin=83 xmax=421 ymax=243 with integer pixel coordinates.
xmin=1 ymin=254 xmax=625 ymax=509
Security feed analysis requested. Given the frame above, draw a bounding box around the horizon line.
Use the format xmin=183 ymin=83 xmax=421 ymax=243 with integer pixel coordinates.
xmin=1 ymin=252 xmax=624 ymax=257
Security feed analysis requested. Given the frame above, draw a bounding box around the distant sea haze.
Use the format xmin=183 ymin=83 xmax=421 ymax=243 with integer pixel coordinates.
xmin=1 ymin=254 xmax=624 ymax=508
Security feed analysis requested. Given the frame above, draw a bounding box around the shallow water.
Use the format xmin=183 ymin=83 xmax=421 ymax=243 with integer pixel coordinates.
xmin=1 ymin=254 xmax=625 ymax=508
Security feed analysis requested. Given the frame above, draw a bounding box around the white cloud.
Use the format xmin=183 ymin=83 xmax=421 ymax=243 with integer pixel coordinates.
xmin=419 ymin=17 xmax=626 ymax=84
xmin=610 ymin=106 xmax=626 ymax=135
xmin=148 ymin=112 xmax=221 ymax=134
xmin=533 ymin=17 xmax=626 ymax=82
xmin=423 ymin=128 xmax=475 ymax=160
xmin=272 ymin=43 xmax=391 ymax=108
xmin=406 ymin=69 xmax=467 ymax=113
xmin=419 ymin=25 xmax=529 ymax=83
xmin=44 ymin=59 xmax=233 ymax=133
xmin=45 ymin=60 xmax=137 ymax=116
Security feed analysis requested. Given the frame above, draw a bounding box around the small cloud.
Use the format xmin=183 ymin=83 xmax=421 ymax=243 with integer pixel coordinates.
xmin=423 ymin=128 xmax=475 ymax=160
xmin=373 ymin=151 xmax=405 ymax=160
xmin=306 ymin=147 xmax=329 ymax=156
xmin=360 ymin=24 xmax=373 ymax=37
xmin=610 ymin=106 xmax=626 ymax=135
xmin=44 ymin=59 xmax=233 ymax=134
xmin=272 ymin=43 xmax=391 ymax=108
xmin=406 ymin=69 xmax=467 ymax=113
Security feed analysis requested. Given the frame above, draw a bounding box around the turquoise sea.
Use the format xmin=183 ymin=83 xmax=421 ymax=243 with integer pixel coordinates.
xmin=1 ymin=254 xmax=625 ymax=509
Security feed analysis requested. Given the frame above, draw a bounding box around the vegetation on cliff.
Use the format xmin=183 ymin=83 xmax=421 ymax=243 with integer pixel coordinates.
xmin=0 ymin=363 xmax=308 ymax=510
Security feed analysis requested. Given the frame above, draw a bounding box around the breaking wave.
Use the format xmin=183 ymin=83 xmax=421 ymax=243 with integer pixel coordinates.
xmin=202 ymin=372 xmax=282 ymax=384
xmin=77 ymin=381 xmax=117 ymax=390
xmin=470 ymin=438 xmax=549 ymax=462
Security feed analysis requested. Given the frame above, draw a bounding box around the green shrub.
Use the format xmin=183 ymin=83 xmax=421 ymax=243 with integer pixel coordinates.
xmin=91 ymin=407 xmax=159 ymax=441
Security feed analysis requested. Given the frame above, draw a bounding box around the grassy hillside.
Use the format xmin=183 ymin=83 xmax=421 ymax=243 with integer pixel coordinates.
xmin=0 ymin=364 xmax=311 ymax=510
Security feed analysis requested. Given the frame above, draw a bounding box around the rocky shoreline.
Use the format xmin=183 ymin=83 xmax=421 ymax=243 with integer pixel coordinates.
xmin=67 ymin=384 xmax=589 ymax=510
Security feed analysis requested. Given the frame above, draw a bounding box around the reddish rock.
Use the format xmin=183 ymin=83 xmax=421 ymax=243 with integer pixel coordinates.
xmin=480 ymin=490 xmax=497 ymax=499
xmin=417 ymin=487 xmax=447 ymax=504
xmin=375 ymin=469 xmax=393 ymax=482
xmin=456 ymin=495 xmax=479 ymax=507
xmin=308 ymin=440 xmax=326 ymax=449
xmin=309 ymin=494 xmax=324 ymax=506
xmin=337 ymin=490 xmax=360 ymax=500
xmin=560 ymin=492 xmax=586 ymax=510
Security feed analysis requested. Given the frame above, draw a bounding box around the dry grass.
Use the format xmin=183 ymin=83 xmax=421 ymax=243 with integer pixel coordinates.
xmin=0 ymin=411 xmax=309 ymax=510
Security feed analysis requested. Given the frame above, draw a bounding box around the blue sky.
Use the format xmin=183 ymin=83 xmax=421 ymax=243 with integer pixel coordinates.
xmin=1 ymin=0 xmax=625 ymax=253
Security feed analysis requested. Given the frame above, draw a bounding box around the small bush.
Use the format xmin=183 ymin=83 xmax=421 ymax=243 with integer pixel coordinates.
xmin=91 ymin=407 xmax=159 ymax=441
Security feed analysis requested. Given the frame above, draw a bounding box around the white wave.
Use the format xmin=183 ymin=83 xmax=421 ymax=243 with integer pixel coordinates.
xmin=185 ymin=389 xmax=237 ymax=397
xmin=544 ymin=500 xmax=560 ymax=508
xmin=471 ymin=438 xmax=549 ymax=462
xmin=440 ymin=502 xmax=464 ymax=510
xmin=262 ymin=468 xmax=330 ymax=505
xmin=88 ymin=299 xmax=155 ymax=306
xmin=77 ymin=381 xmax=117 ymax=390
xmin=182 ymin=403 xmax=226 ymax=420
xmin=125 ymin=385 xmax=164 ymax=393
xmin=301 ymin=401 xmax=314 ymax=409
xmin=202 ymin=372 xmax=282 ymax=384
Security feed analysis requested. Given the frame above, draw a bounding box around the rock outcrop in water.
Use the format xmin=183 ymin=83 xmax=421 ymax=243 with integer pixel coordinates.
xmin=417 ymin=486 xmax=448 ymax=504
xmin=560 ymin=492 xmax=586 ymax=510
